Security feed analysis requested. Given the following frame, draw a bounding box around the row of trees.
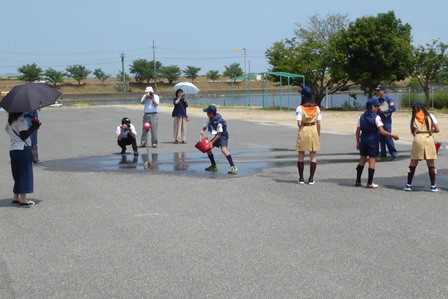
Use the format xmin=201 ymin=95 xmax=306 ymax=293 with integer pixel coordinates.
xmin=128 ymin=60 xmax=243 ymax=84
xmin=265 ymin=11 xmax=448 ymax=106
xmin=16 ymin=61 xmax=244 ymax=87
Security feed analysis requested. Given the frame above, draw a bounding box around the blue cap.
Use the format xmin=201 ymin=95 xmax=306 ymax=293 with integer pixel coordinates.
xmin=203 ymin=105 xmax=217 ymax=113
xmin=299 ymin=86 xmax=312 ymax=97
xmin=366 ymin=99 xmax=380 ymax=107
xmin=412 ymin=101 xmax=425 ymax=108
xmin=375 ymin=85 xmax=386 ymax=91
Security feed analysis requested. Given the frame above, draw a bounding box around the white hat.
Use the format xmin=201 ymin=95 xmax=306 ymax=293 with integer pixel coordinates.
xmin=145 ymin=86 xmax=154 ymax=93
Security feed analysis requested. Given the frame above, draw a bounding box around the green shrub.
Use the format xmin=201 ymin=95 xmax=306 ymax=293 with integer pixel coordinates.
xmin=398 ymin=93 xmax=424 ymax=108
xmin=433 ymin=91 xmax=448 ymax=109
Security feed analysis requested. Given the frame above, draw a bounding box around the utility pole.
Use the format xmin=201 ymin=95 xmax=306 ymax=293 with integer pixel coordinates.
xmin=120 ymin=52 xmax=126 ymax=92
xmin=152 ymin=40 xmax=157 ymax=88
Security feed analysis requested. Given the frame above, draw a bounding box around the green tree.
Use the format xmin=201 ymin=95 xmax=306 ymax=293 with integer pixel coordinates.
xmin=331 ymin=11 xmax=414 ymax=97
xmin=160 ymin=65 xmax=181 ymax=84
xmin=222 ymin=63 xmax=243 ymax=79
xmin=130 ymin=59 xmax=162 ymax=84
xmin=130 ymin=59 xmax=152 ymax=83
xmin=93 ymin=68 xmax=111 ymax=85
xmin=206 ymin=70 xmax=221 ymax=82
xmin=266 ymin=13 xmax=350 ymax=106
xmin=436 ymin=56 xmax=448 ymax=84
xmin=183 ymin=66 xmax=201 ymax=82
xmin=66 ymin=65 xmax=91 ymax=85
xmin=413 ymin=39 xmax=448 ymax=105
xmin=44 ymin=68 xmax=65 ymax=86
xmin=17 ymin=63 xmax=42 ymax=82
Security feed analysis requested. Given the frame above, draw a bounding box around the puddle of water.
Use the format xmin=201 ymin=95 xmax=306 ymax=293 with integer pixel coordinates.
xmin=39 ymin=148 xmax=448 ymax=180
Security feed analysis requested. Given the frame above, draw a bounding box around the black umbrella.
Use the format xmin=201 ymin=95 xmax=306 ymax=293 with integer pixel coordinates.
xmin=0 ymin=83 xmax=61 ymax=113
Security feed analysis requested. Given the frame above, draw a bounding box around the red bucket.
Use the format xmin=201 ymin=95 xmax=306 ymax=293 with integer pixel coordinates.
xmin=435 ymin=142 xmax=442 ymax=154
xmin=195 ymin=137 xmax=210 ymax=153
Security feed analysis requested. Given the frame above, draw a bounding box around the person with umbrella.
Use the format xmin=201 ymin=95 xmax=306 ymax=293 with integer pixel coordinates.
xmin=1 ymin=83 xmax=59 ymax=207
xmin=172 ymin=88 xmax=188 ymax=144
xmin=5 ymin=112 xmax=41 ymax=206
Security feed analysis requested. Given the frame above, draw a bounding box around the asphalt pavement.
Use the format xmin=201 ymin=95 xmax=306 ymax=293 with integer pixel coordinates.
xmin=0 ymin=106 xmax=447 ymax=298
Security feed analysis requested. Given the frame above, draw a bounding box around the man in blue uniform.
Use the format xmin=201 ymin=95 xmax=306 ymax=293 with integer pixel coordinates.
xmin=376 ymin=85 xmax=398 ymax=160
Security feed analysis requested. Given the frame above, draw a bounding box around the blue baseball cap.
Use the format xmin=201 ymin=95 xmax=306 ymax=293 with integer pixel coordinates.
xmin=299 ymin=86 xmax=312 ymax=97
xmin=375 ymin=85 xmax=386 ymax=91
xmin=366 ymin=99 xmax=380 ymax=107
xmin=412 ymin=101 xmax=425 ymax=108
xmin=203 ymin=105 xmax=217 ymax=113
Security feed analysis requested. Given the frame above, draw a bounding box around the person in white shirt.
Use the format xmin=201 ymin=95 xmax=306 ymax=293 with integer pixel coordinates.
xmin=116 ymin=117 xmax=138 ymax=156
xmin=140 ymin=86 xmax=159 ymax=148
xmin=5 ymin=112 xmax=41 ymax=206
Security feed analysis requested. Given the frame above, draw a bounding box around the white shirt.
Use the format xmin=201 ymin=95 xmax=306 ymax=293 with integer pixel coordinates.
xmin=357 ymin=115 xmax=384 ymax=128
xmin=203 ymin=120 xmax=222 ymax=135
xmin=116 ymin=123 xmax=137 ymax=138
xmin=295 ymin=106 xmax=322 ymax=121
xmin=141 ymin=94 xmax=160 ymax=113
xmin=8 ymin=115 xmax=30 ymax=150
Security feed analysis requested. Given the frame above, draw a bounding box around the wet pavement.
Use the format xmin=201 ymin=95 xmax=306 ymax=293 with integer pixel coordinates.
xmin=1 ymin=107 xmax=448 ymax=298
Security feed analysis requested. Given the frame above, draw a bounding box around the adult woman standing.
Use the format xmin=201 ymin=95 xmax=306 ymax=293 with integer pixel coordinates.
xmin=295 ymin=87 xmax=321 ymax=184
xmin=404 ymin=102 xmax=440 ymax=192
xmin=172 ymin=89 xmax=188 ymax=144
xmin=5 ymin=112 xmax=41 ymax=206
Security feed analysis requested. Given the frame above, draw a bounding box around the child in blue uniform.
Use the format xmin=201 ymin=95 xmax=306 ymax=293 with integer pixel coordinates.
xmin=355 ymin=99 xmax=399 ymax=188
xmin=200 ymin=105 xmax=237 ymax=174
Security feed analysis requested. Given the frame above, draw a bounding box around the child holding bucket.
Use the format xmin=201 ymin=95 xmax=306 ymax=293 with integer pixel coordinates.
xmin=404 ymin=102 xmax=440 ymax=192
xmin=199 ymin=105 xmax=238 ymax=174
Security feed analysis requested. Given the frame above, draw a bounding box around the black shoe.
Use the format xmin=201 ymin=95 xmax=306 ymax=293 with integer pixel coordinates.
xmin=19 ymin=200 xmax=35 ymax=207
xmin=134 ymin=151 xmax=139 ymax=156
xmin=120 ymin=149 xmax=126 ymax=154
xmin=12 ymin=200 xmax=19 ymax=205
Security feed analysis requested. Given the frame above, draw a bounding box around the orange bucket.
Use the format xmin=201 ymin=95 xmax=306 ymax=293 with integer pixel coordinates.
xmin=195 ymin=137 xmax=210 ymax=153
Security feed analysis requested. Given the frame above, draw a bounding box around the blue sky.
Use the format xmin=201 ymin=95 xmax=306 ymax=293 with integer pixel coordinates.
xmin=1 ymin=0 xmax=447 ymax=76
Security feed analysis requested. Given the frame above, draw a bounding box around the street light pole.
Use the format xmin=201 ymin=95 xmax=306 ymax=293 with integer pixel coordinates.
xmin=243 ymin=48 xmax=246 ymax=74
xmin=234 ymin=47 xmax=247 ymax=74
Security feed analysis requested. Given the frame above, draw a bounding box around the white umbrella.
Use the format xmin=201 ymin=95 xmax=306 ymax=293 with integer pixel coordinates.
xmin=173 ymin=82 xmax=200 ymax=95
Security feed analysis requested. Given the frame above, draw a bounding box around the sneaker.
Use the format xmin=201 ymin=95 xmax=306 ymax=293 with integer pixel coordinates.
xmin=152 ymin=144 xmax=157 ymax=148
xmin=298 ymin=178 xmax=305 ymax=185
xmin=205 ymin=165 xmax=218 ymax=172
xmin=139 ymin=143 xmax=146 ymax=148
xmin=174 ymin=140 xmax=178 ymax=144
xmin=366 ymin=183 xmax=379 ymax=189
xmin=308 ymin=180 xmax=315 ymax=185
xmin=355 ymin=181 xmax=362 ymax=187
xmin=228 ymin=166 xmax=238 ymax=174
xmin=403 ymin=184 xmax=412 ymax=191
xmin=430 ymin=185 xmax=440 ymax=192
xmin=120 ymin=149 xmax=126 ymax=154
xmin=134 ymin=151 xmax=139 ymax=156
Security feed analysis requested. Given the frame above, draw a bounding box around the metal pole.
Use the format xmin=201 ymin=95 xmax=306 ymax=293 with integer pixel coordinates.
xmin=121 ymin=52 xmax=125 ymax=92
xmin=152 ymin=40 xmax=157 ymax=88
xmin=244 ymin=48 xmax=246 ymax=74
